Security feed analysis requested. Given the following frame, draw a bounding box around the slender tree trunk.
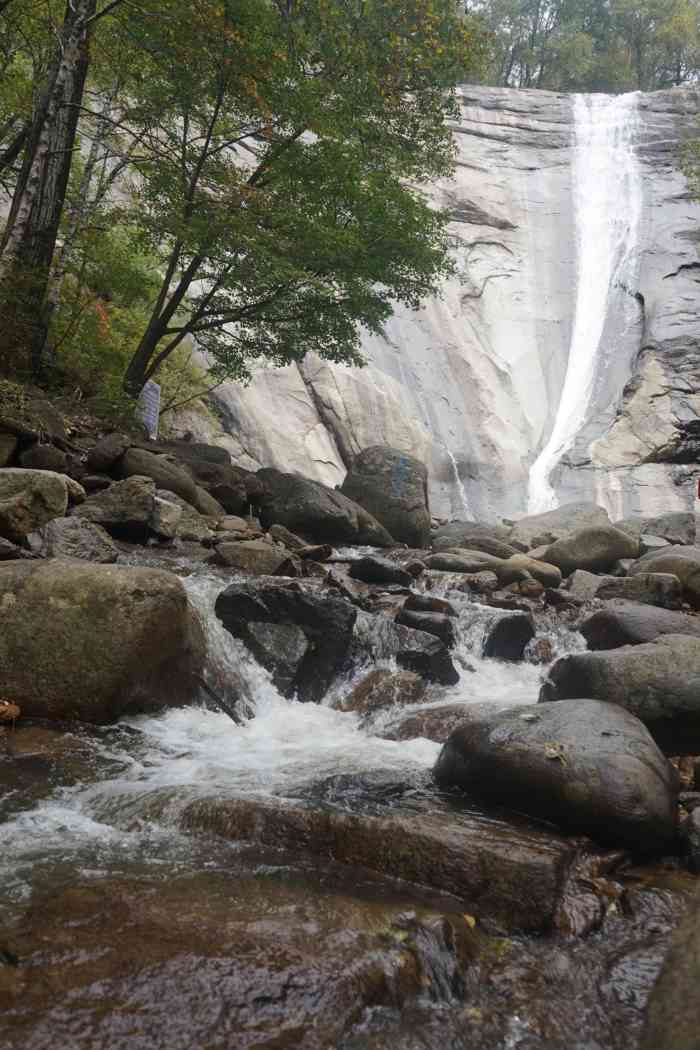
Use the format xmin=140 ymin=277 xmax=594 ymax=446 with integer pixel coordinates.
xmin=0 ymin=0 xmax=96 ymax=378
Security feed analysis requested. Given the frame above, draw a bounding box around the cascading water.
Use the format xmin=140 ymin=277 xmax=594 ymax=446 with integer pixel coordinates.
xmin=527 ymin=93 xmax=643 ymax=514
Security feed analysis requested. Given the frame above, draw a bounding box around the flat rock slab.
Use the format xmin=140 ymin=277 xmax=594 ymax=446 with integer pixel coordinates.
xmin=181 ymin=794 xmax=581 ymax=933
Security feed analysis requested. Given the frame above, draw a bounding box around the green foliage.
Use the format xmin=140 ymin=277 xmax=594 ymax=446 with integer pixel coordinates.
xmin=470 ymin=0 xmax=700 ymax=91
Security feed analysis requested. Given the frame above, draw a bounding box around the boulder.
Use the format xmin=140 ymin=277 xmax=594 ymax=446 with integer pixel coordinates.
xmin=268 ymin=523 xmax=307 ymax=550
xmin=73 ymin=475 xmax=156 ymax=541
xmin=257 ymin=468 xmax=394 ymax=547
xmin=0 ymin=468 xmax=79 ymax=542
xmin=595 ymin=573 xmax=683 ymax=610
xmin=191 ymin=484 xmax=225 ymax=518
xmin=0 ymin=561 xmax=204 ymax=723
xmin=403 ymin=592 xmax=457 ymax=616
xmin=434 ymin=699 xmax=677 ymax=851
xmin=508 ymin=503 xmax=611 ymax=551
xmin=616 ymin=512 xmax=696 ymax=547
xmin=580 ymin=602 xmax=700 ymax=650
xmin=150 ymin=494 xmax=183 ymax=540
xmin=458 ymin=570 xmax=500 ymax=594
xmin=117 ymin=448 xmax=201 ymax=509
xmin=566 ymin=568 xmax=610 ymax=600
xmin=134 ymin=439 xmax=262 ymax=513
xmin=354 ymin=612 xmax=460 ymax=685
xmin=539 ymin=635 xmax=700 ymax=754
xmin=433 ymin=531 xmax=517 ymax=559
xmin=639 ymin=890 xmax=700 ymax=1050
xmin=628 ymin=546 xmax=700 ymax=608
xmin=431 ymin=520 xmax=512 ymax=548
xmin=505 ymin=554 xmax=562 ymax=589
xmin=27 ymin=517 xmax=119 ymax=564
xmin=0 ymin=537 xmax=40 ymax=561
xmin=541 ymin=526 xmax=639 ymax=576
xmin=154 ymin=490 xmax=214 ymax=543
xmin=395 ymin=608 xmax=456 ymax=647
xmin=86 ymin=432 xmax=131 ymax=473
xmin=340 ymin=445 xmax=430 ymax=548
xmin=424 ymin=551 xmax=495 ymax=573
xmin=18 ymin=443 xmax=67 ymax=473
xmin=482 ymin=611 xmax=535 ymax=661
xmin=639 ymin=534 xmax=670 ymax=556
xmin=215 ymin=580 xmax=357 ymax=702
xmin=338 ymin=669 xmax=426 ymax=717
xmin=349 ymin=555 xmax=413 ymax=587
xmin=209 ymin=539 xmax=291 ymax=575
xmin=380 ymin=703 xmax=476 ymax=742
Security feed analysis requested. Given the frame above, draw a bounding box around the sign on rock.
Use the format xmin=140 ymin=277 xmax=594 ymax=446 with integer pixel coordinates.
xmin=138 ymin=380 xmax=161 ymax=440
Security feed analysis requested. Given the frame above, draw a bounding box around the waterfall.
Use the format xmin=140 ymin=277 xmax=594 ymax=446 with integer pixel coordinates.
xmin=527 ymin=93 xmax=643 ymax=514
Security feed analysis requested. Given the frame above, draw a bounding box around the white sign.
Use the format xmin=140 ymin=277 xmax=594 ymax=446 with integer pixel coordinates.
xmin=138 ymin=380 xmax=161 ymax=440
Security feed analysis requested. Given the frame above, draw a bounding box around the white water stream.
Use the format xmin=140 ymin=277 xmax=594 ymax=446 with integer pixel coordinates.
xmin=0 ymin=572 xmax=584 ymax=909
xmin=528 ymin=93 xmax=643 ymax=513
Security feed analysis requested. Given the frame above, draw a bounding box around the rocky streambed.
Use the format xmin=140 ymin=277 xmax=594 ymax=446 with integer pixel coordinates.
xmin=2 ymin=427 xmax=700 ymax=1048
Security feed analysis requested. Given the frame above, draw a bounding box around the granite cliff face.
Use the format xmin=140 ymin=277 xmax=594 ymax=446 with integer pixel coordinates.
xmin=193 ymin=85 xmax=700 ymax=522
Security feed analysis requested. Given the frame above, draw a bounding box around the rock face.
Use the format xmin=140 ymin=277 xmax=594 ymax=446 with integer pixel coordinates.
xmin=256 ymin=468 xmax=394 ymax=547
xmin=540 ymin=635 xmax=700 ymax=754
xmin=340 ymin=446 xmax=430 ymax=547
xmin=434 ymin=699 xmax=677 ymax=851
xmin=0 ymin=562 xmax=204 ymax=722
xmin=215 ymin=580 xmax=358 ymax=702
xmin=196 ymin=87 xmax=700 ymax=522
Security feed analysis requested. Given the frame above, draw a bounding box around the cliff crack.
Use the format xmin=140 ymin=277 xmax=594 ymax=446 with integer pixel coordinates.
xmin=662 ymin=262 xmax=700 ymax=280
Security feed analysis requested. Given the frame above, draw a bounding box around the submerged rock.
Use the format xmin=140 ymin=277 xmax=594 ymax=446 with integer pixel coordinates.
xmin=540 ymin=635 xmax=700 ymax=754
xmin=0 ymin=561 xmax=204 ymax=723
xmin=434 ymin=699 xmax=677 ymax=851
xmin=338 ymin=668 xmax=426 ymax=718
xmin=341 ymin=446 xmax=431 ymax=548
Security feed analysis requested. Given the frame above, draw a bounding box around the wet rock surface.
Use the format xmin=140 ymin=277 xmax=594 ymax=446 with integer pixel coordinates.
xmin=434 ymin=700 xmax=678 ymax=851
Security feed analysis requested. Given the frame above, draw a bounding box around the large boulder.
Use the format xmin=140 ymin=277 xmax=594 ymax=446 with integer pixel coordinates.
xmin=86 ymin=432 xmax=131 ymax=473
xmin=117 ymin=447 xmax=201 ymax=509
xmin=0 ymin=468 xmax=83 ymax=542
xmin=540 ymin=635 xmax=700 ymax=754
xmin=482 ymin=611 xmax=535 ymax=661
xmin=541 ymin=526 xmax=639 ymax=576
xmin=639 ymin=890 xmax=700 ymax=1050
xmin=616 ymin=512 xmax=696 ymax=546
xmin=628 ymin=546 xmax=700 ymax=608
xmin=340 ymin=446 xmax=430 ymax=548
xmin=0 ymin=561 xmax=204 ymax=723
xmin=580 ymin=602 xmax=700 ymax=650
xmin=595 ymin=573 xmax=683 ymax=610
xmin=257 ymin=468 xmax=394 ymax=547
xmin=27 ymin=517 xmax=119 ymax=564
xmin=434 ymin=699 xmax=677 ymax=851
xmin=432 ymin=526 xmax=516 ymax=559
xmin=73 ymin=475 xmax=156 ymax=541
xmin=508 ymin=503 xmax=611 ymax=551
xmin=215 ymin=580 xmax=357 ymax=702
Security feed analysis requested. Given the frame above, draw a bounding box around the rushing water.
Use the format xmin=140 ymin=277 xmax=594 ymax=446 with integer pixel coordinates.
xmin=528 ymin=92 xmax=643 ymax=513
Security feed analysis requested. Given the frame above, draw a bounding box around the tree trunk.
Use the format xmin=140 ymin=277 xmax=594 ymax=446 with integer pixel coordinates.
xmin=123 ymin=322 xmax=165 ymax=397
xmin=0 ymin=0 xmax=96 ymax=378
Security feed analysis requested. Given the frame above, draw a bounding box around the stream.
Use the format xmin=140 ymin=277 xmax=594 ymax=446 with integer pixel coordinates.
xmin=0 ymin=558 xmax=695 ymax=1049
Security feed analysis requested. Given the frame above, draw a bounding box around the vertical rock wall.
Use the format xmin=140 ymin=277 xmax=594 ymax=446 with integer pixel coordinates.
xmin=204 ymin=86 xmax=700 ymax=523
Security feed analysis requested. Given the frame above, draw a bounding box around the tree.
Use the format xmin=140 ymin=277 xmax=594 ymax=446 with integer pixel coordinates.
xmin=114 ymin=0 xmax=485 ymax=394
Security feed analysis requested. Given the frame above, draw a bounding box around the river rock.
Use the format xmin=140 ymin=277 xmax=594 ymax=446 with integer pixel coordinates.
xmin=0 ymin=537 xmax=39 ymax=560
xmin=616 ymin=512 xmax=696 ymax=546
xmin=268 ymin=522 xmax=307 ymax=550
xmin=540 ymin=635 xmax=700 ymax=754
xmin=380 ymin=703 xmax=475 ymax=742
xmin=349 ymin=555 xmax=413 ymax=587
xmin=580 ymin=602 xmax=700 ymax=649
xmin=257 ymin=468 xmax=394 ymax=547
xmin=209 ymin=539 xmax=290 ymax=575
xmin=73 ymin=475 xmax=156 ymax=541
xmin=395 ymin=608 xmax=456 ymax=647
xmin=541 ymin=525 xmax=639 ymax=576
xmin=0 ymin=468 xmax=81 ymax=542
xmin=0 ymin=561 xmax=204 ymax=722
xmin=508 ymin=503 xmax=611 ymax=551
xmin=86 ymin=431 xmax=130 ymax=472
xmin=354 ymin=611 xmax=459 ymax=685
xmin=117 ymin=447 xmax=201 ymax=509
xmin=482 ymin=611 xmax=535 ymax=661
xmin=338 ymin=668 xmax=426 ymax=717
xmin=433 ymin=530 xmax=517 ymax=559
xmin=403 ymin=592 xmax=457 ymax=616
xmin=458 ymin=570 xmax=500 ymax=594
xmin=639 ymin=889 xmax=700 ymax=1050
xmin=18 ymin=443 xmax=67 ymax=473
xmin=27 ymin=516 xmax=119 ymax=563
xmin=340 ymin=446 xmax=431 ymax=548
xmin=505 ymin=553 xmax=562 ymax=588
xmin=595 ymin=572 xmax=683 ymax=609
xmin=434 ymin=699 xmax=677 ymax=851
xmin=154 ymin=489 xmax=214 ymax=543
xmin=628 ymin=546 xmax=700 ymax=608
xmin=215 ymin=580 xmax=357 ymax=702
